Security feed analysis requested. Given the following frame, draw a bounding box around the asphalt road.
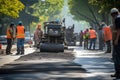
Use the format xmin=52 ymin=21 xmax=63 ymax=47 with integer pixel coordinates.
xmin=0 ymin=46 xmax=116 ymax=80
xmin=0 ymin=47 xmax=87 ymax=80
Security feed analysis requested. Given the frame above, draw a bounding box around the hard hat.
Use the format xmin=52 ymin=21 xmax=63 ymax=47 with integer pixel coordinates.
xmin=100 ymin=22 xmax=106 ymax=27
xmin=55 ymin=19 xmax=60 ymax=23
xmin=110 ymin=8 xmax=119 ymax=14
xmin=10 ymin=22 xmax=14 ymax=25
xmin=37 ymin=23 xmax=41 ymax=29
xmin=10 ymin=22 xmax=14 ymax=27
xmin=18 ymin=21 xmax=22 ymax=25
xmin=38 ymin=23 xmax=41 ymax=26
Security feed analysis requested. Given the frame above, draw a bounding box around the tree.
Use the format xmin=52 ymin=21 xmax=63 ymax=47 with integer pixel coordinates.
xmin=30 ymin=0 xmax=64 ymax=23
xmin=0 ymin=0 xmax=24 ymax=18
xmin=0 ymin=0 xmax=64 ymax=34
xmin=14 ymin=0 xmax=64 ymax=32
xmin=88 ymin=0 xmax=120 ymax=24
xmin=0 ymin=0 xmax=24 ymax=35
xmin=88 ymin=0 xmax=120 ymax=13
xmin=11 ymin=0 xmax=39 ymax=32
xmin=68 ymin=0 xmax=102 ymax=28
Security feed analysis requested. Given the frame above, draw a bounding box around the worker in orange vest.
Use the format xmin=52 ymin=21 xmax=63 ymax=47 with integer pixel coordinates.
xmin=6 ymin=22 xmax=15 ymax=55
xmin=16 ymin=21 xmax=25 ymax=55
xmin=88 ymin=27 xmax=97 ymax=50
xmin=101 ymin=23 xmax=112 ymax=53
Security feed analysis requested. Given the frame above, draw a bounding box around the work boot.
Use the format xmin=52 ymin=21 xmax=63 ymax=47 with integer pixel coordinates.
xmin=6 ymin=52 xmax=10 ymax=55
xmin=21 ymin=47 xmax=24 ymax=55
xmin=111 ymin=73 xmax=120 ymax=77
xmin=105 ymin=50 xmax=111 ymax=53
xmin=6 ymin=50 xmax=10 ymax=55
xmin=6 ymin=51 xmax=12 ymax=55
xmin=105 ymin=46 xmax=111 ymax=53
xmin=16 ymin=47 xmax=20 ymax=55
xmin=107 ymin=49 xmax=111 ymax=53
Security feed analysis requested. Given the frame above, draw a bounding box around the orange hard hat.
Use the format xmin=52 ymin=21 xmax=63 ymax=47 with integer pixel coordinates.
xmin=37 ymin=24 xmax=41 ymax=28
xmin=38 ymin=23 xmax=41 ymax=26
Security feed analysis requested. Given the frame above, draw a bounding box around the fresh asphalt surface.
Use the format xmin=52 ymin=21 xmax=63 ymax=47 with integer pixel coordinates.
xmin=0 ymin=46 xmax=116 ymax=80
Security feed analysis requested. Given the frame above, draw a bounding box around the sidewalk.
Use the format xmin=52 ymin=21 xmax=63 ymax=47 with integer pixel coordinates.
xmin=0 ymin=44 xmax=33 ymax=67
xmin=73 ymin=46 xmax=114 ymax=80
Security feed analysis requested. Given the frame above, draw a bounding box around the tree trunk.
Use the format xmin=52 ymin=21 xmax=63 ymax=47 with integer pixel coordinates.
xmin=0 ymin=23 xmax=4 ymax=35
xmin=101 ymin=13 xmax=110 ymax=25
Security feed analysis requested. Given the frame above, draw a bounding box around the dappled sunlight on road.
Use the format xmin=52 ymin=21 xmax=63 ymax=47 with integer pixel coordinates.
xmin=73 ymin=46 xmax=114 ymax=80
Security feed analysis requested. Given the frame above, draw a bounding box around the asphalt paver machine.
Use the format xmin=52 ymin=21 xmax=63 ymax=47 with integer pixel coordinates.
xmin=40 ymin=21 xmax=65 ymax=52
xmin=66 ymin=25 xmax=76 ymax=46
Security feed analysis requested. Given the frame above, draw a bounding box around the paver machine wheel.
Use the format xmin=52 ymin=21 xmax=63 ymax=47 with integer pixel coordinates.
xmin=40 ymin=43 xmax=64 ymax=52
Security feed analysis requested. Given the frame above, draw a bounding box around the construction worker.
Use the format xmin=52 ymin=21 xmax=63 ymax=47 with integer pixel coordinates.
xmin=110 ymin=8 xmax=120 ymax=78
xmin=88 ymin=27 xmax=97 ymax=50
xmin=61 ymin=26 xmax=67 ymax=46
xmin=79 ymin=30 xmax=83 ymax=46
xmin=83 ymin=29 xmax=89 ymax=49
xmin=6 ymin=22 xmax=15 ymax=55
xmin=98 ymin=26 xmax=104 ymax=50
xmin=16 ymin=21 xmax=25 ymax=55
xmin=101 ymin=23 xmax=112 ymax=53
xmin=33 ymin=24 xmax=43 ymax=48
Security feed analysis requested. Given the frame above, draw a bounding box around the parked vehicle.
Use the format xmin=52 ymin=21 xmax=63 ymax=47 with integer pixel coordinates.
xmin=0 ymin=35 xmax=7 ymax=44
xmin=24 ymin=31 xmax=31 ymax=43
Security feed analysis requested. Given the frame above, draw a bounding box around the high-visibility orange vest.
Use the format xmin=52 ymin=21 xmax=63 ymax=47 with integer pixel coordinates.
xmin=89 ymin=29 xmax=97 ymax=39
xmin=6 ymin=27 xmax=12 ymax=38
xmin=16 ymin=26 xmax=25 ymax=38
xmin=103 ymin=26 xmax=112 ymax=41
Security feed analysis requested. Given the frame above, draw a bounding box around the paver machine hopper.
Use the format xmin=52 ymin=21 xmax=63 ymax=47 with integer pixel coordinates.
xmin=40 ymin=21 xmax=65 ymax=52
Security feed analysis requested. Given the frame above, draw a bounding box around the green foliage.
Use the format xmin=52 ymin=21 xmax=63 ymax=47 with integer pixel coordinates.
xmin=30 ymin=0 xmax=64 ymax=23
xmin=0 ymin=0 xmax=64 ymax=34
xmin=89 ymin=0 xmax=120 ymax=13
xmin=0 ymin=0 xmax=24 ymax=18
xmin=12 ymin=0 xmax=39 ymax=30
xmin=68 ymin=0 xmax=102 ymax=26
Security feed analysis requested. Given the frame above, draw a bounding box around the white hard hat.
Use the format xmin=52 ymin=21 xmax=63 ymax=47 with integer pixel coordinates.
xmin=110 ymin=8 xmax=119 ymax=14
xmin=100 ymin=22 xmax=106 ymax=27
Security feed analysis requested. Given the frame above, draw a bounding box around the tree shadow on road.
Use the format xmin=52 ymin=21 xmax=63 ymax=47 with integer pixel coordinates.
xmin=0 ymin=61 xmax=87 ymax=80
